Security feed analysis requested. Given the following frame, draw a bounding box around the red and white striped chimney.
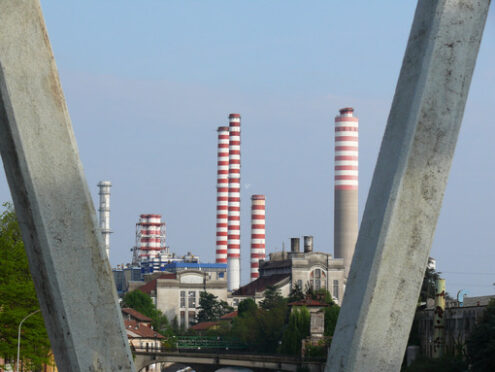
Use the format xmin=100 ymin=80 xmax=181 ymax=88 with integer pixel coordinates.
xmin=216 ymin=126 xmax=230 ymax=264
xmin=228 ymin=113 xmax=241 ymax=291
xmin=334 ymin=107 xmax=359 ymax=280
xmin=250 ymin=195 xmax=266 ymax=281
xmin=136 ymin=214 xmax=166 ymax=262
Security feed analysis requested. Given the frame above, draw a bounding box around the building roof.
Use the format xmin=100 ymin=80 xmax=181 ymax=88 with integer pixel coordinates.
xmin=190 ymin=321 xmax=219 ymax=331
xmin=288 ymin=299 xmax=329 ymax=307
xmin=138 ymin=273 xmax=177 ymax=294
xmin=122 ymin=307 xmax=152 ymax=322
xmin=163 ymin=262 xmax=227 ymax=270
xmin=124 ymin=320 xmax=164 ymax=339
xmin=463 ymin=295 xmax=495 ymax=307
xmin=220 ymin=311 xmax=238 ymax=320
xmin=232 ymin=273 xmax=290 ymax=296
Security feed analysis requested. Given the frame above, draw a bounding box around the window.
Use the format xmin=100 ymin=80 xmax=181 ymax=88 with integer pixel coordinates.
xmin=188 ymin=291 xmax=196 ymax=308
xmin=310 ymin=268 xmax=326 ymax=290
xmin=180 ymin=311 xmax=185 ymax=327
xmin=188 ymin=311 xmax=196 ymax=326
xmin=180 ymin=291 xmax=186 ymax=308
xmin=333 ymin=280 xmax=339 ymax=300
xmin=296 ymin=280 xmax=302 ymax=289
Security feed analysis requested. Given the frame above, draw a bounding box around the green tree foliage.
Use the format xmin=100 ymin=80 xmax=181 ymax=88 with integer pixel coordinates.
xmin=260 ymin=286 xmax=286 ymax=310
xmin=121 ymin=290 xmax=169 ymax=333
xmin=237 ymin=298 xmax=257 ymax=317
xmin=420 ymin=266 xmax=440 ymax=303
xmin=466 ymin=299 xmax=495 ymax=372
xmin=324 ymin=305 xmax=340 ymax=337
xmin=196 ymin=291 xmax=233 ymax=323
xmin=0 ymin=203 xmax=51 ymax=370
xmin=232 ymin=291 xmax=288 ymax=353
xmin=280 ymin=306 xmax=310 ymax=355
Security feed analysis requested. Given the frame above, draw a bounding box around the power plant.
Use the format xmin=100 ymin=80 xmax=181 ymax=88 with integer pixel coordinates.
xmin=227 ymin=113 xmax=241 ymax=291
xmin=250 ymin=195 xmax=266 ymax=281
xmin=97 ymin=181 xmax=112 ymax=259
xmin=110 ymin=108 xmax=359 ymax=298
xmin=333 ymin=107 xmax=359 ymax=279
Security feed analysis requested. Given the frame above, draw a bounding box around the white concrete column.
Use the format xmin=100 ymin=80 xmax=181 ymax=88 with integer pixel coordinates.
xmin=0 ymin=1 xmax=135 ymax=371
xmin=326 ymin=1 xmax=489 ymax=371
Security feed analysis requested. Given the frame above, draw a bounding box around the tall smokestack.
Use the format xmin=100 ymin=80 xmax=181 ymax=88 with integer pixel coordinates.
xmin=97 ymin=181 xmax=112 ymax=259
xmin=334 ymin=107 xmax=359 ymax=279
xmin=135 ymin=214 xmax=166 ymax=263
xmin=228 ymin=113 xmax=241 ymax=291
xmin=216 ymin=126 xmax=230 ymax=264
xmin=250 ymin=195 xmax=266 ymax=281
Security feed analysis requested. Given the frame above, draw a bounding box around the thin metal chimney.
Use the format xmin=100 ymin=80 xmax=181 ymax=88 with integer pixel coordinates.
xmin=303 ymin=235 xmax=313 ymax=253
xmin=290 ymin=238 xmax=300 ymax=253
xmin=97 ymin=181 xmax=112 ymax=259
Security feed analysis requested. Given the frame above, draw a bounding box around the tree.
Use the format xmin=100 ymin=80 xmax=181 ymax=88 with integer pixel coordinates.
xmin=121 ymin=290 xmax=169 ymax=333
xmin=420 ymin=266 xmax=440 ymax=303
xmin=260 ymin=286 xmax=286 ymax=310
xmin=280 ymin=306 xmax=310 ymax=355
xmin=196 ymin=291 xmax=233 ymax=323
xmin=238 ymin=298 xmax=257 ymax=317
xmin=324 ymin=305 xmax=340 ymax=337
xmin=0 ymin=203 xmax=52 ymax=370
xmin=466 ymin=299 xmax=495 ymax=371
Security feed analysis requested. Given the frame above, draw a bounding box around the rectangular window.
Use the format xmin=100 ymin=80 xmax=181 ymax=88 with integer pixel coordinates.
xmin=180 ymin=311 xmax=185 ymax=327
xmin=188 ymin=291 xmax=196 ymax=308
xmin=315 ymin=279 xmax=321 ymax=291
xmin=180 ymin=291 xmax=186 ymax=308
xmin=297 ymin=280 xmax=302 ymax=289
xmin=333 ymin=280 xmax=339 ymax=299
xmin=188 ymin=311 xmax=196 ymax=326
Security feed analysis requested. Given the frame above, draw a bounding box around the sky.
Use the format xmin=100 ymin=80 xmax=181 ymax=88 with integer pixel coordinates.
xmin=1 ymin=1 xmax=494 ymax=297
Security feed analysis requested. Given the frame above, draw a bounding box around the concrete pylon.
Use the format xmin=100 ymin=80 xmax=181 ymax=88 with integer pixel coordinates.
xmin=326 ymin=1 xmax=489 ymax=371
xmin=0 ymin=1 xmax=135 ymax=371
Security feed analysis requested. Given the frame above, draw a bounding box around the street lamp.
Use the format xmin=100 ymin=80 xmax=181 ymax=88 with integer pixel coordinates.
xmin=17 ymin=309 xmax=41 ymax=372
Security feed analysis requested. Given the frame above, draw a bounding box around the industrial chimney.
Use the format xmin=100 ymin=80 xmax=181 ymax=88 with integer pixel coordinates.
xmin=304 ymin=235 xmax=314 ymax=253
xmin=97 ymin=181 xmax=112 ymax=259
xmin=334 ymin=107 xmax=359 ymax=279
xmin=216 ymin=126 xmax=230 ymax=264
xmin=250 ymin=195 xmax=266 ymax=281
xmin=228 ymin=113 xmax=241 ymax=291
xmin=135 ymin=214 xmax=166 ymax=263
xmin=290 ymin=238 xmax=300 ymax=253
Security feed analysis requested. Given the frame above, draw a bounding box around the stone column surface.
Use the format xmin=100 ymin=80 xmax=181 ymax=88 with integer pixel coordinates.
xmin=326 ymin=1 xmax=489 ymax=371
xmin=0 ymin=1 xmax=135 ymax=371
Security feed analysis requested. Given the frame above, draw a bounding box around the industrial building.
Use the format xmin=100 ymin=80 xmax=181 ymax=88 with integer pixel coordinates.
xmin=231 ymin=236 xmax=346 ymax=306
xmin=137 ymin=262 xmax=228 ymax=328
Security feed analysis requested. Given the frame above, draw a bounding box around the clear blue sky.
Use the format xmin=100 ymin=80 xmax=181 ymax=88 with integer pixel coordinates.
xmin=1 ymin=1 xmax=494 ymax=296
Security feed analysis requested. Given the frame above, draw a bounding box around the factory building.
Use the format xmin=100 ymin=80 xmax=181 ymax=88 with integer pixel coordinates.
xmin=231 ymin=236 xmax=346 ymax=306
xmin=334 ymin=107 xmax=359 ymax=280
xmin=137 ymin=262 xmax=228 ymax=329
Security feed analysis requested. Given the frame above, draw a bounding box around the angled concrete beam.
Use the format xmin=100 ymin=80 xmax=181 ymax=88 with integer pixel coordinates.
xmin=326 ymin=1 xmax=490 ymax=371
xmin=0 ymin=1 xmax=135 ymax=371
